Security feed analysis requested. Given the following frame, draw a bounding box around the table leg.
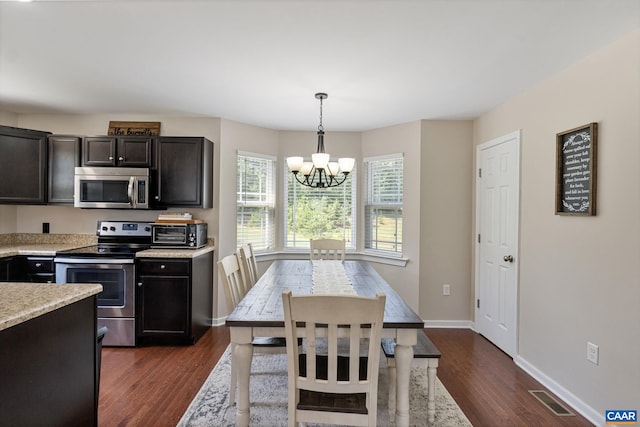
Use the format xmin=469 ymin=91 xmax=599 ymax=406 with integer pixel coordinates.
xmin=427 ymin=360 xmax=438 ymax=423
xmin=394 ymin=330 xmax=415 ymax=427
xmin=231 ymin=329 xmax=253 ymax=427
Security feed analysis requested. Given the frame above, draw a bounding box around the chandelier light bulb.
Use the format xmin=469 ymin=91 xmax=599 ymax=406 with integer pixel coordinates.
xmin=300 ymin=162 xmax=314 ymax=176
xmin=338 ymin=157 xmax=355 ymax=174
xmin=312 ymin=152 xmax=330 ymax=169
xmin=326 ymin=162 xmax=340 ymax=176
xmin=286 ymin=156 xmax=304 ymax=172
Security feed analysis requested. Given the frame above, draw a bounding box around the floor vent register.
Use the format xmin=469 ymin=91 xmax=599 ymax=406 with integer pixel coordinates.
xmin=528 ymin=390 xmax=575 ymax=416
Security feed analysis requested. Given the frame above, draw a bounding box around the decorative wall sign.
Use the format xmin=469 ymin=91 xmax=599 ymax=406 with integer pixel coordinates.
xmin=108 ymin=121 xmax=161 ymax=136
xmin=555 ymin=123 xmax=598 ymax=216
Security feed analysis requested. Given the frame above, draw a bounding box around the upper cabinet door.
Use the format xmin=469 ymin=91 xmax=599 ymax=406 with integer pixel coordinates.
xmin=48 ymin=135 xmax=81 ymax=205
xmin=0 ymin=125 xmax=50 ymax=204
xmin=83 ymin=136 xmax=154 ymax=167
xmin=155 ymin=137 xmax=213 ymax=208
xmin=83 ymin=136 xmax=117 ymax=166
xmin=117 ymin=136 xmax=154 ymax=167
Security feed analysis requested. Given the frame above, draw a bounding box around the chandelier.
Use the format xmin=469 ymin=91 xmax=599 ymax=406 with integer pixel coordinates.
xmin=286 ymin=93 xmax=355 ymax=188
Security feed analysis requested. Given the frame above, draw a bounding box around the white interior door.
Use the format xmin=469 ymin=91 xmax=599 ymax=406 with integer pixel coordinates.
xmin=475 ymin=131 xmax=520 ymax=357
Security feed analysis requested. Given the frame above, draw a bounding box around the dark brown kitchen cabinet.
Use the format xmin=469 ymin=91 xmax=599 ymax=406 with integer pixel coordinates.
xmin=154 ymin=137 xmax=213 ymax=208
xmin=0 ymin=125 xmax=50 ymax=204
xmin=48 ymin=135 xmax=81 ymax=204
xmin=10 ymin=256 xmax=55 ymax=283
xmin=83 ymin=136 xmax=154 ymax=167
xmin=0 ymin=257 xmax=11 ymax=281
xmin=0 ymin=295 xmax=98 ymax=426
xmin=136 ymin=251 xmax=213 ymax=345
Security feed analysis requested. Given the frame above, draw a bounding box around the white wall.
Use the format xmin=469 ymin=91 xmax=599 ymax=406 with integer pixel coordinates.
xmin=474 ymin=29 xmax=640 ymax=420
xmin=217 ymin=119 xmax=280 ymax=317
xmin=362 ymin=122 xmax=422 ymax=313
xmin=420 ymin=120 xmax=473 ymax=323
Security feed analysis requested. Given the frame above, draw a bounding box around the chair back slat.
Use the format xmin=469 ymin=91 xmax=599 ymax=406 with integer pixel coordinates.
xmin=238 ymin=243 xmax=259 ymax=289
xmin=310 ymin=238 xmax=346 ymax=261
xmin=217 ymin=254 xmax=246 ymax=313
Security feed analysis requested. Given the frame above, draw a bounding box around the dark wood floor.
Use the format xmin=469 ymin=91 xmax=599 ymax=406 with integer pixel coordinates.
xmin=99 ymin=327 xmax=594 ymax=426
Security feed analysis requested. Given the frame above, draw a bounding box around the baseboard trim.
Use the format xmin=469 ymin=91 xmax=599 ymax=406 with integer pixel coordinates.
xmin=514 ymin=356 xmax=602 ymax=426
xmin=424 ymin=320 xmax=474 ymax=329
xmin=211 ymin=316 xmax=226 ymax=327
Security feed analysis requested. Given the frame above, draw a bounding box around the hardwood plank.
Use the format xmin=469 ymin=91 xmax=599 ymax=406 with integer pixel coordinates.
xmin=98 ymin=327 xmax=594 ymax=426
xmin=427 ymin=328 xmax=593 ymax=426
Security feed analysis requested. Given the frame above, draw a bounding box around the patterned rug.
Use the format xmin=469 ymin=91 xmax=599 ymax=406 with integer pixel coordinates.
xmin=178 ymin=346 xmax=472 ymax=426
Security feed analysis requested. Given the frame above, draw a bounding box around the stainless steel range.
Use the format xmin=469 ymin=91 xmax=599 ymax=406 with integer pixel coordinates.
xmin=55 ymin=220 xmax=153 ymax=347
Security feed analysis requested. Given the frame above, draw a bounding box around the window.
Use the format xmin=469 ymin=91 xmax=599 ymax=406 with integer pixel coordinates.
xmin=285 ymin=167 xmax=356 ymax=249
xmin=237 ymin=152 xmax=275 ymax=251
xmin=364 ymin=154 xmax=403 ymax=255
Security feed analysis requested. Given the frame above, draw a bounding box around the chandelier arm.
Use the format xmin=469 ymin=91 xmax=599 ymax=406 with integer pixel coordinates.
xmin=294 ymin=171 xmax=310 ymax=186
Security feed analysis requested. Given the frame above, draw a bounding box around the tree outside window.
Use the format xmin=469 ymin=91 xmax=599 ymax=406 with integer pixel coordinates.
xmin=285 ymin=167 xmax=356 ymax=249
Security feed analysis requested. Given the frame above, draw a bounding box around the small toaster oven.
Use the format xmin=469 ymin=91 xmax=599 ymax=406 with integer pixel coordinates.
xmin=151 ymin=223 xmax=207 ymax=248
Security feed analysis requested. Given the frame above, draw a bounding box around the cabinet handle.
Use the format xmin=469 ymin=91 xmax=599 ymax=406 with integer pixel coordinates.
xmin=119 ymin=156 xmax=124 ymax=161
xmin=160 ymin=265 xmax=166 ymax=269
xmin=137 ymin=282 xmax=143 ymax=287
xmin=35 ymin=263 xmax=42 ymax=268
xmin=108 ymin=156 xmax=114 ymax=160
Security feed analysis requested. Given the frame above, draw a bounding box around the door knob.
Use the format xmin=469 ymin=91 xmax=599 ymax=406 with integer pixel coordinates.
xmin=503 ymin=255 xmax=514 ymax=263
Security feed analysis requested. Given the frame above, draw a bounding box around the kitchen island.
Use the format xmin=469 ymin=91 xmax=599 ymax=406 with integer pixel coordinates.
xmin=0 ymin=282 xmax=102 ymax=427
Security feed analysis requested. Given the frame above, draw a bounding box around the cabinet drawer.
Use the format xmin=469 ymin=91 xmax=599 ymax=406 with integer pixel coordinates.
xmin=137 ymin=259 xmax=190 ymax=275
xmin=26 ymin=257 xmax=54 ymax=273
xmin=27 ymin=273 xmax=55 ymax=283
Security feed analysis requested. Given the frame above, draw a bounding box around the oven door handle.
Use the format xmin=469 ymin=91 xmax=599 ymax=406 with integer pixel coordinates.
xmin=54 ymin=258 xmax=135 ymax=264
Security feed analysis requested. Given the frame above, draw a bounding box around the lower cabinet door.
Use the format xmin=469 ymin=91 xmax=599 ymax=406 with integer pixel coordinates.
xmin=137 ymin=275 xmax=190 ymax=338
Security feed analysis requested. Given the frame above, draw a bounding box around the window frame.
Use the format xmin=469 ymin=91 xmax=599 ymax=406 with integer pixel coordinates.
xmin=236 ymin=151 xmax=276 ymax=252
xmin=363 ymin=153 xmax=404 ymax=257
xmin=283 ymin=164 xmax=357 ymax=251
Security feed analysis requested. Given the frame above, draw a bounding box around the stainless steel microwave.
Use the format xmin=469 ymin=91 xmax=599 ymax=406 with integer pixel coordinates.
xmin=151 ymin=223 xmax=208 ymax=248
xmin=74 ymin=167 xmax=150 ymax=209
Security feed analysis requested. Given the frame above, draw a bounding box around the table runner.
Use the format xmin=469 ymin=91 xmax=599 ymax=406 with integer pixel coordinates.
xmin=311 ymin=260 xmax=356 ymax=294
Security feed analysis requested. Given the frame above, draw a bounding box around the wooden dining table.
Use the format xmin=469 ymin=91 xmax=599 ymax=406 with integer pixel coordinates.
xmin=225 ymin=259 xmax=424 ymax=427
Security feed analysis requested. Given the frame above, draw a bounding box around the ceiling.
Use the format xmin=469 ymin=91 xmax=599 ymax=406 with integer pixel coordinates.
xmin=0 ymin=0 xmax=638 ymax=132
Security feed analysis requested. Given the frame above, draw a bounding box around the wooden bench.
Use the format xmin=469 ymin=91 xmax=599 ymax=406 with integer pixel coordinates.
xmin=381 ymin=330 xmax=441 ymax=423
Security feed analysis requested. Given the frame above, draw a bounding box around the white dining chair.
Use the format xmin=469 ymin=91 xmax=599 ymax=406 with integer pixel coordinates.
xmin=217 ymin=253 xmax=290 ymax=406
xmin=309 ymin=238 xmax=346 ymax=261
xmin=282 ymin=290 xmax=386 ymax=427
xmin=237 ymin=243 xmax=259 ymax=291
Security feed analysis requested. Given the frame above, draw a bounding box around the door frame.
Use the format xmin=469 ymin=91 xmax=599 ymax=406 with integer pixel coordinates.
xmin=474 ymin=130 xmax=521 ymax=357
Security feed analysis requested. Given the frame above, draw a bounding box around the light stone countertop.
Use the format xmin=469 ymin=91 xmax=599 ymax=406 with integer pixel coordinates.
xmin=0 ymin=233 xmax=97 ymax=258
xmin=0 ymin=282 xmax=103 ymax=332
xmin=0 ymin=243 xmax=91 ymax=257
xmin=0 ymin=234 xmax=215 ymax=259
xmin=136 ymin=243 xmax=215 ymax=259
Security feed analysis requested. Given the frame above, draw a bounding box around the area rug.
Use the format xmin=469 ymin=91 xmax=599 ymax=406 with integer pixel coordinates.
xmin=178 ymin=346 xmax=472 ymax=427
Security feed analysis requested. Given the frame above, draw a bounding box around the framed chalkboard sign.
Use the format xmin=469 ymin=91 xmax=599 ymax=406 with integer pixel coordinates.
xmin=555 ymin=123 xmax=598 ymax=216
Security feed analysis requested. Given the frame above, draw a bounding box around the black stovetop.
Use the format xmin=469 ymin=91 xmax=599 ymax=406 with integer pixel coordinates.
xmin=56 ymin=244 xmax=151 ymax=258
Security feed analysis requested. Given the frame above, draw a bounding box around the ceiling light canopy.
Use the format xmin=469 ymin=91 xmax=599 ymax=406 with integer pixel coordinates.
xmin=286 ymin=93 xmax=355 ymax=188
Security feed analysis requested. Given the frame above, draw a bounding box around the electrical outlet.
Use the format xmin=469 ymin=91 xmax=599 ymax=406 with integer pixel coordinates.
xmin=443 ymin=284 xmax=450 ymax=296
xmin=587 ymin=342 xmax=599 ymax=365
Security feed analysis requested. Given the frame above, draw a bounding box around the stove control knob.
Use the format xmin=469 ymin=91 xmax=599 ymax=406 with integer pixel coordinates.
xmin=110 ymin=226 xmax=116 ymax=231
xmin=102 ymin=226 xmax=108 ymax=231
xmin=145 ymin=226 xmax=151 ymax=231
